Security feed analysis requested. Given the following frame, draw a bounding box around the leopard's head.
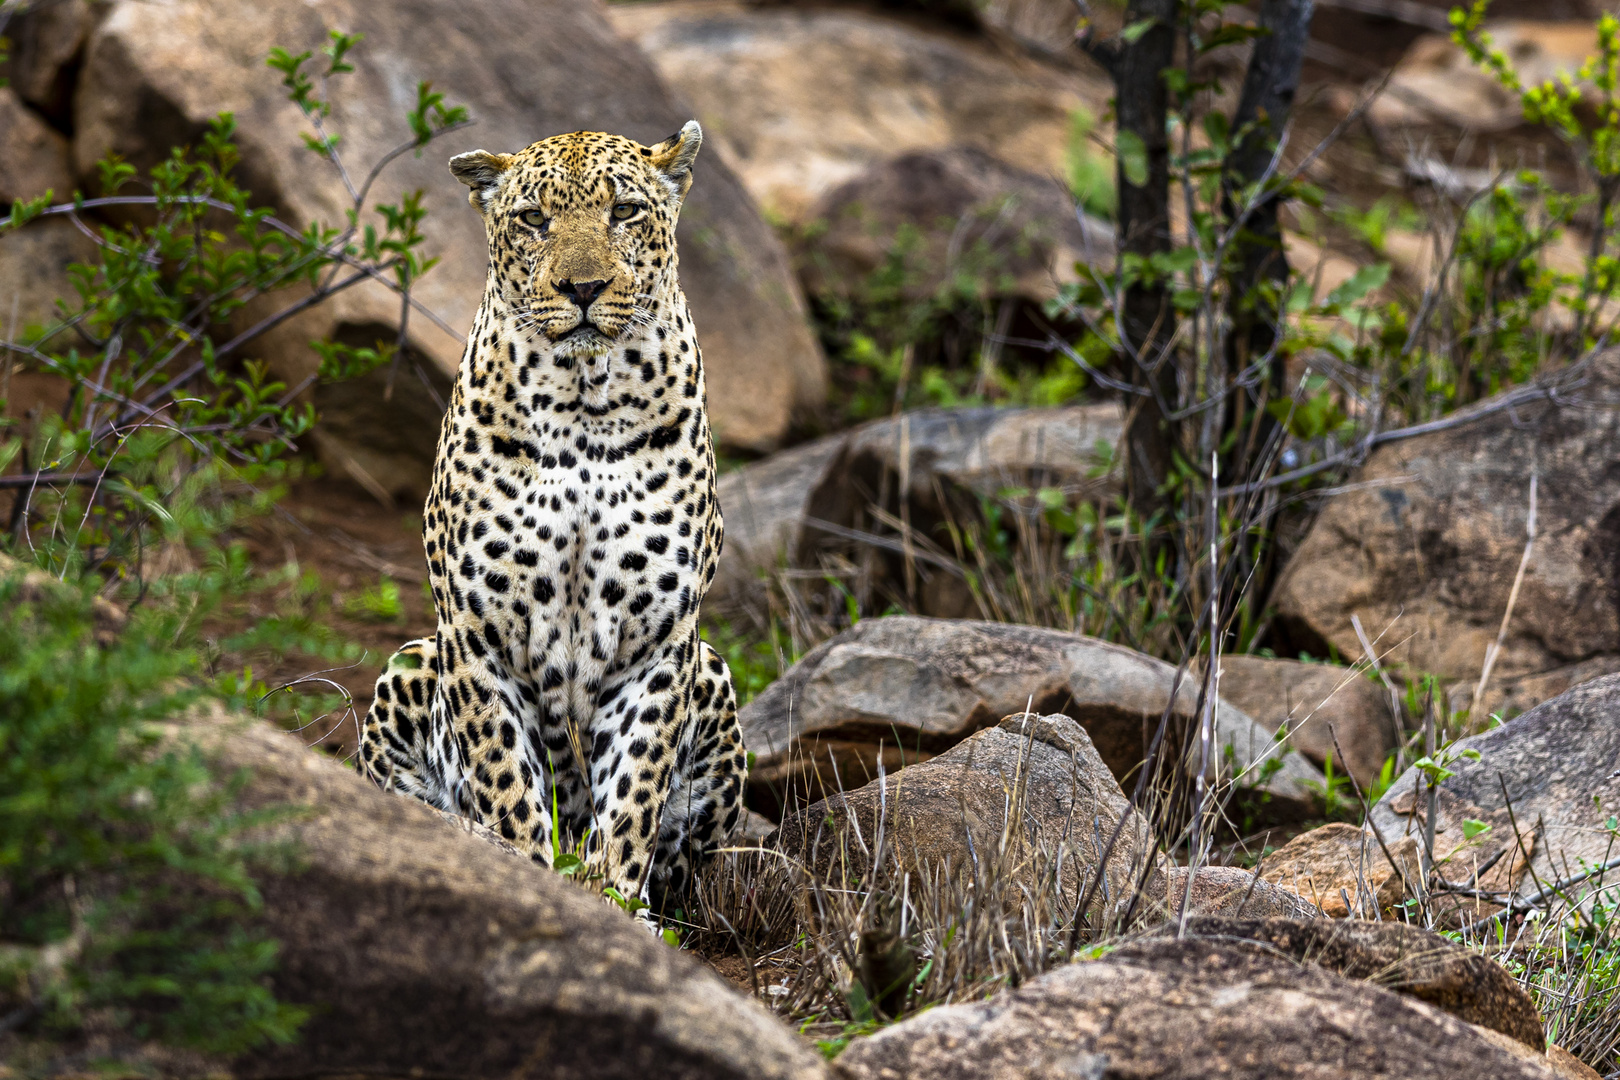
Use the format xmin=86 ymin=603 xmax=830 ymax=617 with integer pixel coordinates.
xmin=450 ymin=123 xmax=702 ymax=359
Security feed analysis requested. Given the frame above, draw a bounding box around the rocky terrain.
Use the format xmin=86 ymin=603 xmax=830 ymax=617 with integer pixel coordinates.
xmin=5 ymin=0 xmax=1620 ymax=1077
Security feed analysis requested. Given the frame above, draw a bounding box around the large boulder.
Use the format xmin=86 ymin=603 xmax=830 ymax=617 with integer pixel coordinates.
xmin=1547 ymin=1047 xmax=1605 ymax=1080
xmin=1274 ymin=352 xmax=1620 ymax=688
xmin=1259 ymin=822 xmax=1422 ymax=919
xmin=0 ymin=0 xmax=94 ymax=123
xmin=1369 ymin=673 xmax=1620 ymax=916
xmin=1167 ymin=917 xmax=1544 ymax=1050
xmin=71 ymin=0 xmax=827 ymax=495
xmin=713 ymin=403 xmax=1121 ymax=617
xmin=799 ymin=147 xmax=1113 ymax=309
xmin=606 ymin=0 xmax=1111 ymax=223
xmin=189 ymin=711 xmax=832 ymax=1080
xmin=836 ymin=920 xmax=1557 ymax=1079
xmin=977 ymin=0 xmax=1097 ymax=54
xmin=1445 ymin=653 xmax=1620 ymax=728
xmin=0 ymin=217 xmax=98 ymax=337
xmin=1365 ymin=22 xmax=1598 ymax=132
xmin=769 ymin=713 xmax=1155 ymax=916
xmin=0 ymin=552 xmax=124 ymax=639
xmin=1146 ymin=865 xmax=1322 ymax=921
xmin=739 ymin=616 xmax=1324 ymax=818
xmin=0 ymin=88 xmax=73 ymax=206
xmin=1213 ymin=654 xmax=1399 ymax=787
xmin=748 ymin=0 xmax=1093 ymax=55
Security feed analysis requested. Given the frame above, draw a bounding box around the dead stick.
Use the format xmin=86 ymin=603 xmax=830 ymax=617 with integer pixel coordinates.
xmin=1466 ymin=473 xmax=1537 ymax=730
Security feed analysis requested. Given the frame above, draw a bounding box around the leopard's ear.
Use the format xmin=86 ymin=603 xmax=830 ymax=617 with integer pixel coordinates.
xmin=449 ymin=150 xmax=516 ymax=214
xmin=646 ymin=121 xmax=702 ymax=203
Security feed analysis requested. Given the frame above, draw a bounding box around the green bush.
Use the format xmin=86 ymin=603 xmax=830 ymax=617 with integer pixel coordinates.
xmin=0 ymin=566 xmax=305 ymax=1054
xmin=0 ymin=29 xmax=464 ymax=583
xmin=1066 ymin=107 xmax=1117 ymax=220
xmin=0 ymin=28 xmax=470 ymax=1062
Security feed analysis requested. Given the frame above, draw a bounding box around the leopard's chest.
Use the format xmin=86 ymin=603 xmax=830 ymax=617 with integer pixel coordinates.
xmin=433 ymin=391 xmax=716 ymax=695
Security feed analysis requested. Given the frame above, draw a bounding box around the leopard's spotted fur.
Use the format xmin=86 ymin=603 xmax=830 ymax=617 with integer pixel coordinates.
xmin=358 ymin=122 xmax=746 ymax=912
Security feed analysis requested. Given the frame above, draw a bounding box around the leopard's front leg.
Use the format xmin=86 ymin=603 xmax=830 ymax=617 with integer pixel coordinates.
xmin=648 ymin=638 xmax=747 ymax=912
xmin=359 ymin=638 xmax=444 ymax=807
xmin=585 ymin=629 xmax=700 ymax=909
xmin=431 ymin=626 xmax=556 ymax=857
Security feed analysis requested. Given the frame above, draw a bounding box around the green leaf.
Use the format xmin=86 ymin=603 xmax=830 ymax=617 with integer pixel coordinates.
xmin=602 ymin=885 xmax=647 ymax=914
xmin=1153 ymin=246 xmax=1198 ymax=274
xmin=1412 ymin=756 xmax=1457 ymax=783
xmin=1461 ymin=818 xmax=1493 ymax=840
xmin=1201 ymin=23 xmax=1268 ymax=50
xmin=1116 ymin=130 xmax=1149 ymax=189
xmin=1324 ymin=263 xmax=1391 ymax=308
xmin=1268 ymin=386 xmax=1349 ymax=441
xmin=323 ymin=30 xmax=363 ymax=76
xmin=1120 ymin=17 xmax=1157 ymax=43
xmin=846 ymin=981 xmax=875 ymax=1023
xmin=4 ymin=190 xmax=54 ymax=230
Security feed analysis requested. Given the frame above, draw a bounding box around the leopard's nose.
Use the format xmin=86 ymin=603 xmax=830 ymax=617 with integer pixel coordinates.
xmin=556 ymin=278 xmax=609 ymax=311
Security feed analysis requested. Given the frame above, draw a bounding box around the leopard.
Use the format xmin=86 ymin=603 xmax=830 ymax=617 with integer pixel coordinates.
xmin=357 ymin=121 xmax=747 ymax=916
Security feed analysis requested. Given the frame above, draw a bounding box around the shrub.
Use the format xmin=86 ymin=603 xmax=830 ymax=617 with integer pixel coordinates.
xmin=0 ymin=27 xmax=469 ymax=1061
xmin=0 ymin=565 xmax=305 ymax=1055
xmin=0 ymin=29 xmax=465 ymax=585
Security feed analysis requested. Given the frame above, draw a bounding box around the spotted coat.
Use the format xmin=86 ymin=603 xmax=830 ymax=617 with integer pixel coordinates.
xmin=358 ymin=123 xmax=746 ymax=912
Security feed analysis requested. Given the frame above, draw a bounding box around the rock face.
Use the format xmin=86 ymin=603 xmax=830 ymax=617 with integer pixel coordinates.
xmin=1368 ymin=22 xmax=1597 ymax=131
xmin=754 ymin=0 xmax=1090 ymax=55
xmin=0 ymin=218 xmax=99 ymax=335
xmin=739 ymin=616 xmax=1323 ymax=818
xmin=712 ymin=404 xmax=1121 ymax=616
xmin=1259 ymin=822 xmax=1421 ymax=919
xmin=1370 ymin=673 xmax=1620 ymax=912
xmin=769 ymin=714 xmax=1154 ymax=916
xmin=1172 ymin=917 xmax=1545 ymax=1051
xmin=727 ymin=806 xmax=778 ymax=846
xmin=192 ymin=712 xmax=832 ymax=1080
xmin=0 ymin=88 xmax=73 ymax=206
xmin=1148 ymin=865 xmax=1322 ymax=921
xmin=606 ymin=0 xmax=1110 ymax=222
xmin=1274 ymin=351 xmax=1620 ymax=687
xmin=0 ymin=0 xmax=94 ymax=123
xmin=836 ymin=922 xmax=1556 ymax=1079
xmin=0 ymin=552 xmax=124 ymax=640
xmin=976 ymin=0 xmax=1095 ymax=54
xmin=1548 ymin=1046 xmax=1604 ymax=1080
xmin=1445 ymin=654 xmax=1620 ymax=729
xmin=72 ymin=0 xmax=826 ymax=494
xmin=800 ymin=147 xmax=1113 ymax=308
xmin=1214 ymin=655 xmax=1398 ymax=787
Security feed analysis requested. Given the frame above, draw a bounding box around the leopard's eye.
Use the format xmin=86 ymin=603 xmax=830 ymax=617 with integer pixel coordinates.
xmin=519 ymin=209 xmax=547 ymax=229
xmin=611 ymin=203 xmax=639 ymax=221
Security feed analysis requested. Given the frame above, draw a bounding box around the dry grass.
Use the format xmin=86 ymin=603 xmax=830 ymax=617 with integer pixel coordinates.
xmin=1425 ymin=833 xmax=1620 ymax=1071
xmin=686 ymin=816 xmax=1156 ymax=1046
xmin=699 ymin=458 xmax=1620 ymax=1071
xmin=679 ymin=695 xmax=1292 ymax=1053
xmin=710 ymin=482 xmax=1199 ymax=711
xmin=681 ymin=751 xmax=1619 ymax=1071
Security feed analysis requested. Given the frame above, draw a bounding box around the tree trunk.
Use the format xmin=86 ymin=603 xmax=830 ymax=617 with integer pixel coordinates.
xmin=1112 ymin=0 xmax=1181 ymax=519
xmin=1220 ymin=0 xmax=1316 ymax=486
